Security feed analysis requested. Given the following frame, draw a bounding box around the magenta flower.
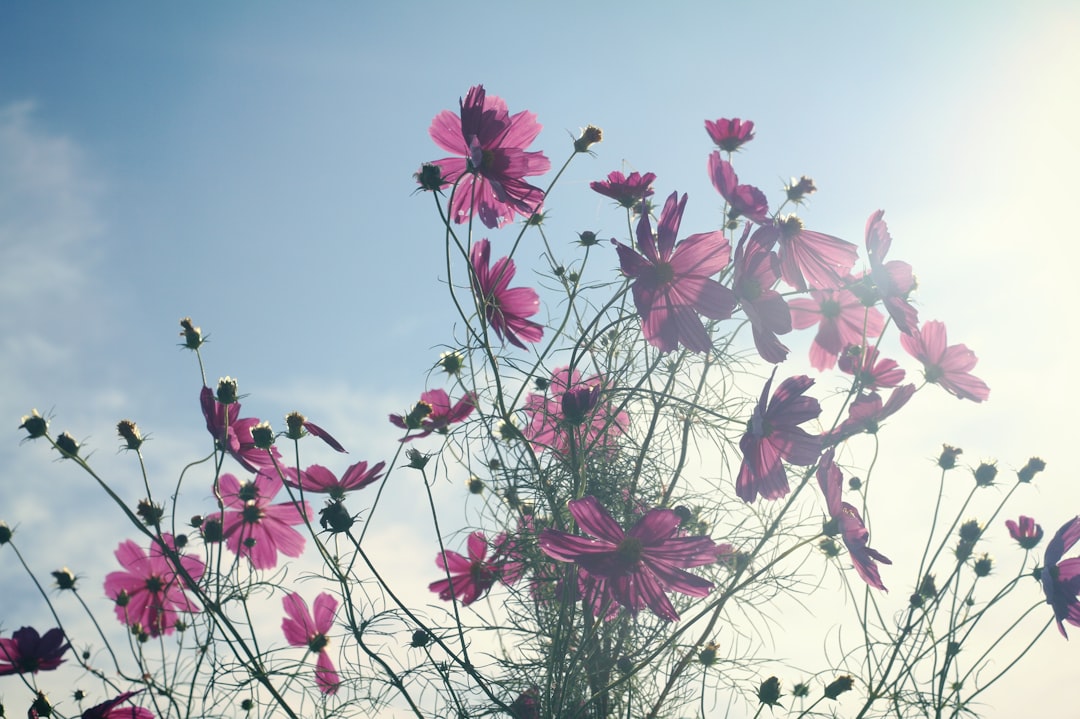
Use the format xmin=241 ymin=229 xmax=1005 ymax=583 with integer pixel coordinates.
xmin=81 ymin=691 xmax=154 ymax=719
xmin=750 ymin=216 xmax=858 ymax=292
xmin=0 ymin=627 xmax=68 ymax=675
xmin=470 ymin=239 xmax=544 ymax=349
xmin=523 ymin=366 xmax=628 ymax=456
xmin=427 ymin=85 xmax=550 ymax=229
xmin=732 ymin=225 xmax=791 ymax=363
xmin=705 ymin=117 xmax=755 ymax=152
xmin=838 ymin=344 xmax=906 ymax=392
xmin=708 ymin=153 xmax=770 ymax=224
xmin=282 ymin=592 xmax=340 ymax=694
xmin=104 ymin=534 xmax=205 ymax=637
xmin=860 ymin=210 xmax=919 ymax=335
xmin=737 ymin=370 xmax=822 ymax=503
xmin=1006 ymin=516 xmax=1043 ymax=550
xmin=282 ymin=459 xmax=385 ymax=501
xmin=899 ymin=320 xmax=989 ymax=402
xmin=389 ymin=388 xmax=477 ymax=441
xmin=200 ymin=387 xmax=280 ymax=473
xmin=789 ymin=289 xmax=884 ymax=371
xmin=1042 ymin=516 xmax=1080 ymax=638
xmin=817 ymin=449 xmax=892 ymax=591
xmin=825 ymin=384 xmax=916 ymax=446
xmin=590 ymin=170 xmax=656 ymax=209
xmin=429 ymin=531 xmax=507 ymax=605
xmin=613 ymin=191 xmax=736 ymax=353
xmin=206 ymin=472 xmax=310 ymax=570
xmin=539 ymin=496 xmax=717 ymax=621
xmin=298 ymin=419 xmax=347 ymax=453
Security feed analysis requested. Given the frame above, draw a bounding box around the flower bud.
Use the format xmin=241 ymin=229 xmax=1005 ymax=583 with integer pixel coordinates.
xmin=136 ymin=499 xmax=164 ymax=526
xmin=19 ymin=410 xmax=48 ymax=439
xmin=792 ymin=682 xmax=810 ymax=698
xmin=413 ymin=163 xmax=448 ymax=192
xmin=31 ymin=692 xmax=53 ymax=718
xmin=785 ymin=175 xmax=817 ymax=204
xmin=848 ymin=476 xmax=862 ymax=491
xmin=698 ymin=642 xmax=718 ymax=666
xmin=0 ymin=521 xmax=12 ymax=545
xmin=115 ymin=589 xmax=131 ymax=607
xmin=215 ymin=377 xmax=239 ymax=405
xmin=179 ymin=317 xmax=204 ymax=350
xmin=972 ymin=461 xmax=998 ymax=487
xmin=408 ymin=629 xmax=431 ymax=648
xmin=824 ymin=675 xmax=854 ymax=699
xmin=819 ymin=537 xmax=841 ymax=557
xmin=403 ymin=401 xmax=433 ymax=430
xmin=438 ymin=351 xmax=464 ymax=375
xmin=958 ymin=519 xmax=983 ymax=544
xmin=319 ymin=500 xmax=354 ymax=533
xmin=577 ymin=230 xmax=600 ymax=247
xmin=202 ymin=518 xmax=224 ymax=543
xmin=757 ymin=676 xmax=783 ymax=707
xmin=574 ymin=125 xmax=603 ymax=153
xmin=1017 ymin=457 xmax=1046 ymax=483
xmin=55 ymin=432 xmax=80 ymax=458
xmin=467 ymin=476 xmax=485 ymax=495
xmin=251 ymin=421 xmax=275 ymax=449
xmin=526 ymin=211 xmax=546 ymax=227
xmin=938 ymin=445 xmax=962 ymax=470
xmin=241 ymin=699 xmax=254 ymax=712
xmin=405 ymin=448 xmax=430 ymax=470
xmin=52 ymin=567 xmax=77 ymax=590
xmin=973 ymin=553 xmax=993 ymax=577
xmin=918 ymin=573 xmax=938 ymax=599
xmin=116 ymin=420 xmax=144 ymax=450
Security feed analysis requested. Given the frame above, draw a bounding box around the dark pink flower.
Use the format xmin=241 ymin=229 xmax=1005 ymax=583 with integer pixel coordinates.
xmin=732 ymin=225 xmax=791 ymax=363
xmin=200 ymin=387 xmax=281 ymax=473
xmin=206 ymin=472 xmax=310 ymax=570
xmin=751 ymin=216 xmax=858 ymax=292
xmin=705 ymin=117 xmax=755 ymax=152
xmin=104 ymin=534 xmax=205 ymax=637
xmin=282 ymin=592 xmax=340 ymax=694
xmin=899 ymin=320 xmax=989 ymax=402
xmin=429 ymin=531 xmax=506 ymax=605
xmin=825 ymin=385 xmax=916 ymax=446
xmin=0 ymin=627 xmax=68 ymax=676
xmin=389 ymin=389 xmax=477 ymax=442
xmin=1006 ymin=516 xmax=1043 ymax=550
xmin=523 ymin=366 xmax=628 ymax=456
xmin=708 ymin=153 xmax=769 ymax=224
xmin=860 ymin=210 xmax=919 ymax=335
xmin=470 ymin=239 xmax=544 ymax=349
xmin=1042 ymin=516 xmax=1080 ymax=638
xmin=282 ymin=459 xmax=386 ymax=501
xmin=613 ymin=191 xmax=736 ymax=353
xmin=539 ymin=496 xmax=717 ymax=621
xmin=817 ymin=449 xmax=892 ymax=591
xmin=838 ymin=345 xmax=905 ymax=392
xmin=789 ymin=289 xmax=884 ymax=371
xmin=737 ymin=370 xmax=822 ymax=503
xmin=427 ymin=85 xmax=550 ymax=229
xmin=590 ymin=170 xmax=656 ymax=209
xmin=81 ymin=691 xmax=154 ymax=719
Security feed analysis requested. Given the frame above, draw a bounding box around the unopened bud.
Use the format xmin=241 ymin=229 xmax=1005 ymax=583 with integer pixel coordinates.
xmin=973 ymin=461 xmax=998 ymax=487
xmin=251 ymin=421 xmax=275 ymax=449
xmin=116 ymin=420 xmax=144 ymax=450
xmin=51 ymin=567 xmax=77 ymax=590
xmin=55 ymin=432 xmax=80 ymax=458
xmin=1017 ymin=457 xmax=1046 ymax=483
xmin=823 ymin=675 xmax=854 ymax=699
xmin=19 ymin=410 xmax=48 ymax=439
xmin=938 ymin=445 xmax=962 ymax=470
xmin=574 ymin=125 xmax=603 ymax=153
xmin=179 ymin=317 xmax=204 ymax=350
xmin=757 ymin=676 xmax=783 ymax=708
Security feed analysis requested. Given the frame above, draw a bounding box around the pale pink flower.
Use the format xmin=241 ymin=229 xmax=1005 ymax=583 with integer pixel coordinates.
xmin=104 ymin=534 xmax=204 ymax=637
xmin=282 ymin=592 xmax=340 ymax=694
xmin=899 ymin=320 xmax=989 ymax=402
xmin=470 ymin=239 xmax=544 ymax=349
xmin=206 ymin=472 xmax=310 ymax=570
xmin=789 ymin=289 xmax=884 ymax=371
xmin=817 ymin=449 xmax=892 ymax=591
xmin=523 ymin=366 xmax=628 ymax=457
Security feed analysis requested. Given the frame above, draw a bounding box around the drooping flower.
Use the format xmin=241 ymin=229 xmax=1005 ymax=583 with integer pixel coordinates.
xmin=427 ymin=85 xmax=550 ymax=229
xmin=590 ymin=170 xmax=656 ymax=209
xmin=857 ymin=210 xmax=919 ymax=335
xmin=708 ymin=153 xmax=770 ymax=224
xmin=282 ymin=592 xmax=340 ymax=694
xmin=523 ymin=366 xmax=628 ymax=456
xmin=613 ymin=191 xmax=736 ymax=353
xmin=824 ymin=384 xmax=916 ymax=446
xmin=205 ymin=472 xmax=310 ymax=570
xmin=1006 ymin=516 xmax=1043 ymax=550
xmin=737 ymin=371 xmax=822 ymax=503
xmin=750 ymin=216 xmax=858 ymax=292
xmin=899 ymin=320 xmax=990 ymax=402
xmin=789 ymin=289 xmax=884 ymax=371
xmin=539 ymin=496 xmax=717 ymax=621
xmin=817 ymin=449 xmax=892 ymax=591
xmin=429 ymin=531 xmax=508 ymax=605
xmin=731 ymin=225 xmax=791 ymax=363
xmin=283 ymin=412 xmax=347 ymax=453
xmin=104 ymin=534 xmax=205 ymax=637
xmin=1042 ymin=516 xmax=1080 ymax=638
xmin=837 ymin=344 xmax=905 ymax=392
xmin=0 ymin=627 xmax=68 ymax=676
xmin=389 ymin=389 xmax=477 ymax=442
xmin=81 ymin=691 xmax=155 ymax=719
xmin=705 ymin=117 xmax=755 ymax=152
xmin=200 ymin=386 xmax=281 ymax=473
xmin=469 ymin=239 xmax=544 ymax=349
xmin=282 ymin=459 xmax=386 ymax=501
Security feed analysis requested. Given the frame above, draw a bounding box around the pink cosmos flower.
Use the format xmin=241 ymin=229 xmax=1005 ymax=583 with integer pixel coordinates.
xmin=427 ymin=85 xmax=550 ymax=229
xmin=1006 ymin=516 xmax=1043 ymax=550
xmin=429 ymin=531 xmax=509 ymax=605
xmin=708 ymin=153 xmax=770 ymax=224
xmin=590 ymin=170 xmax=656 ymax=209
xmin=282 ymin=459 xmax=386 ymax=501
xmin=523 ymin=366 xmax=628 ymax=456
xmin=1042 ymin=516 xmax=1080 ymax=638
xmin=282 ymin=592 xmax=340 ymax=694
xmin=104 ymin=534 xmax=205 ymax=637
xmin=732 ymin=225 xmax=791 ymax=363
xmin=389 ymin=389 xmax=477 ymax=442
xmin=0 ymin=627 xmax=68 ymax=675
xmin=899 ymin=320 xmax=989 ymax=402
xmin=539 ymin=496 xmax=717 ymax=621
xmin=789 ymin=289 xmax=884 ymax=371
xmin=750 ymin=216 xmax=858 ymax=292
xmin=824 ymin=384 xmax=916 ymax=446
xmin=737 ymin=370 xmax=822 ymax=503
xmin=81 ymin=691 xmax=154 ymax=719
xmin=838 ymin=344 xmax=905 ymax=392
xmin=860 ymin=210 xmax=919 ymax=335
xmin=613 ymin=191 xmax=736 ymax=353
xmin=817 ymin=449 xmax=892 ymax=591
xmin=470 ymin=239 xmax=544 ymax=349
xmin=206 ymin=472 xmax=310 ymax=570
xmin=200 ymin=387 xmax=281 ymax=473
xmin=705 ymin=117 xmax=755 ymax=152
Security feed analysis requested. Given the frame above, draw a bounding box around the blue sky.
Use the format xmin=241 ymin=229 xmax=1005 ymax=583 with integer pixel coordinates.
xmin=3 ymin=2 xmax=1079 ymax=716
